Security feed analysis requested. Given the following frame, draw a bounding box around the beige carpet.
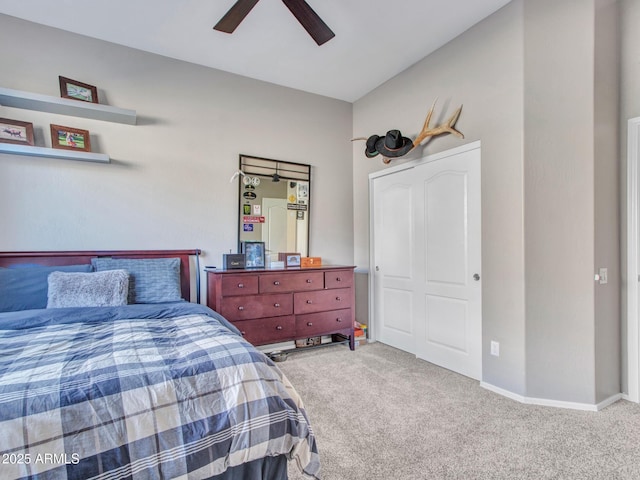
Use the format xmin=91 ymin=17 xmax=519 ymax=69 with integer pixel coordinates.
xmin=281 ymin=342 xmax=640 ymax=480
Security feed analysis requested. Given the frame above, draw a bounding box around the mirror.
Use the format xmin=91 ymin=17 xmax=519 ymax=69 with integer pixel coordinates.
xmin=237 ymin=155 xmax=311 ymax=265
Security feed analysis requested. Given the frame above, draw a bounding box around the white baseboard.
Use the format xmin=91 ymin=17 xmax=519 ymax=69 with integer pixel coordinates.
xmin=596 ymin=393 xmax=624 ymax=410
xmin=480 ymin=382 xmax=527 ymax=403
xmin=480 ymin=382 xmax=624 ymax=412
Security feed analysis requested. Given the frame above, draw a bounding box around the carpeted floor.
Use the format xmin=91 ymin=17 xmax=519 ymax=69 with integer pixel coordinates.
xmin=280 ymin=342 xmax=640 ymax=480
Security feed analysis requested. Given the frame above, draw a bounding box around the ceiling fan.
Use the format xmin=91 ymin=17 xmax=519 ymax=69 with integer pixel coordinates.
xmin=214 ymin=0 xmax=335 ymax=46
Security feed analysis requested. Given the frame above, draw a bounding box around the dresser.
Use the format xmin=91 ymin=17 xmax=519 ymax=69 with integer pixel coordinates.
xmin=206 ymin=266 xmax=355 ymax=350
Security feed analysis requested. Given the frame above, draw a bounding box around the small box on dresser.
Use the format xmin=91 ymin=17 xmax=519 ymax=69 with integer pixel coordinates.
xmin=206 ymin=266 xmax=356 ymax=350
xmin=223 ymin=253 xmax=245 ymax=269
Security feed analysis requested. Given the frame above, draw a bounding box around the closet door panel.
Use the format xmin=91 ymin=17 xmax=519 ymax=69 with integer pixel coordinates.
xmin=372 ymin=169 xmax=416 ymax=354
xmin=414 ymin=147 xmax=482 ymax=381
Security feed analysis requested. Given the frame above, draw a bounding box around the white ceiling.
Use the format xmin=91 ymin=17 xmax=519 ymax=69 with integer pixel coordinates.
xmin=0 ymin=0 xmax=511 ymax=102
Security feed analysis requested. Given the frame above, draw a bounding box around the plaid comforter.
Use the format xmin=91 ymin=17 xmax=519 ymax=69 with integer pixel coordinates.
xmin=0 ymin=303 xmax=320 ymax=480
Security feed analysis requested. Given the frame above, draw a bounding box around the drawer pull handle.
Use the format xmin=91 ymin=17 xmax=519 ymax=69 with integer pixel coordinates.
xmin=306 ymin=279 xmax=313 ymax=283
xmin=336 ymin=296 xmax=342 ymax=301
xmin=276 ymin=325 xmax=283 ymax=331
xmin=307 ymin=322 xmax=313 ymax=326
xmin=274 ymin=281 xmax=280 ymax=285
xmin=238 ymin=283 xmax=244 ymax=288
xmin=274 ymin=303 xmax=280 ymax=307
xmin=336 ymin=317 xmax=342 ymax=322
xmin=336 ymin=277 xmax=342 ymax=282
xmin=306 ymin=300 xmax=313 ymax=304
xmin=238 ymin=306 xmax=244 ymax=311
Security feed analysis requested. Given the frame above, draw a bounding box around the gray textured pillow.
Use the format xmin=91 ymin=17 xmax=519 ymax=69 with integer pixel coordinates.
xmin=47 ymin=270 xmax=129 ymax=308
xmin=91 ymin=257 xmax=181 ymax=303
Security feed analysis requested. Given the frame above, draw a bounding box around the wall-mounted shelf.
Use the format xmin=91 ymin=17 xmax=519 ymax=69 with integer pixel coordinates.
xmin=0 ymin=143 xmax=109 ymax=163
xmin=0 ymin=87 xmax=136 ymax=125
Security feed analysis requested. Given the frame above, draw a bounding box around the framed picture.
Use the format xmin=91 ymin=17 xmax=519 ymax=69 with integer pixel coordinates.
xmin=58 ymin=76 xmax=99 ymax=103
xmin=242 ymin=241 xmax=265 ymax=268
xmin=50 ymin=124 xmax=92 ymax=152
xmin=278 ymin=252 xmax=301 ymax=267
xmin=0 ymin=118 xmax=35 ymax=146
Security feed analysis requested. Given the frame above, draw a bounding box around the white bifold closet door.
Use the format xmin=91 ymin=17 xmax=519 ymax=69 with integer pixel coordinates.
xmin=371 ymin=143 xmax=482 ymax=380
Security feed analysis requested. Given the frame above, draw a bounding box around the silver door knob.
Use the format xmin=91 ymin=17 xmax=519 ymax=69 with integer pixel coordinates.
xmin=473 ymin=273 xmax=480 ymax=281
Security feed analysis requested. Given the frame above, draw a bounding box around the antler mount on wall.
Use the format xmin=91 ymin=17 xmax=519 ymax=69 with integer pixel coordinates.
xmin=353 ymin=100 xmax=464 ymax=164
xmin=214 ymin=0 xmax=335 ymax=46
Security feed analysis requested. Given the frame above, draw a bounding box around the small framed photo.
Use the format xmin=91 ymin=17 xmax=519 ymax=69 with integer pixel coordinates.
xmin=279 ymin=252 xmax=301 ymax=268
xmin=0 ymin=118 xmax=35 ymax=146
xmin=59 ymin=76 xmax=99 ymax=103
xmin=50 ymin=124 xmax=92 ymax=152
xmin=242 ymin=241 xmax=265 ymax=268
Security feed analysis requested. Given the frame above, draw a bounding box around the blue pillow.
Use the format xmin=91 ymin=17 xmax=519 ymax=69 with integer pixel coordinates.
xmin=91 ymin=258 xmax=182 ymax=304
xmin=0 ymin=264 xmax=94 ymax=312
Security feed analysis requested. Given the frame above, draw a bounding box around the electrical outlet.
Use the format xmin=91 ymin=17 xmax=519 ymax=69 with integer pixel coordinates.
xmin=599 ymin=267 xmax=608 ymax=285
xmin=490 ymin=341 xmax=500 ymax=357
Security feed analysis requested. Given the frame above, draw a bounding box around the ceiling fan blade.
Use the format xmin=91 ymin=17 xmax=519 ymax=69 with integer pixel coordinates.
xmin=214 ymin=0 xmax=260 ymax=34
xmin=281 ymin=0 xmax=335 ymax=46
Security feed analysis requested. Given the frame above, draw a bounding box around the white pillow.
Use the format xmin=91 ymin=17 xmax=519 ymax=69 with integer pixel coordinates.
xmin=47 ymin=270 xmax=129 ymax=308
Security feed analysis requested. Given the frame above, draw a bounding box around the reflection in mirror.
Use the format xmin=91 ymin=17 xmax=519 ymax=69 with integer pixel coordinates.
xmin=238 ymin=155 xmax=311 ymax=265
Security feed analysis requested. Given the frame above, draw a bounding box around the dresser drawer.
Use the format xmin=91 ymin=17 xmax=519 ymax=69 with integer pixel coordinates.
xmin=294 ymin=287 xmax=352 ymax=314
xmin=221 ymin=274 xmax=259 ymax=296
xmin=260 ymin=271 xmax=325 ymax=293
xmin=234 ymin=315 xmax=295 ymax=346
xmin=296 ymin=309 xmax=352 ymax=337
xmin=220 ymin=293 xmax=293 ymax=321
xmin=325 ymin=269 xmax=354 ymax=289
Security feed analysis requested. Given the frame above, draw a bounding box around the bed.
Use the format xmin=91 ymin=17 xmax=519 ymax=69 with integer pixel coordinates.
xmin=0 ymin=250 xmax=320 ymax=480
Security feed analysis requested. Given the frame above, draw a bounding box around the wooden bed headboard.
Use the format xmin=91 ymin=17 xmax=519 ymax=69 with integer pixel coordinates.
xmin=0 ymin=249 xmax=202 ymax=303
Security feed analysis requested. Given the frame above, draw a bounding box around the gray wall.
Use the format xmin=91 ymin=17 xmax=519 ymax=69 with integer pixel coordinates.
xmin=522 ymin=0 xmax=620 ymax=404
xmin=0 ymin=14 xmax=354 ymax=282
xmin=522 ymin=0 xmax=597 ymax=403
xmin=594 ymin=0 xmax=621 ymax=404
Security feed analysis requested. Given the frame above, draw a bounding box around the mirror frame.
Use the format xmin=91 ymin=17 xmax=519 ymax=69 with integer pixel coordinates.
xmin=237 ymin=154 xmax=312 ymax=258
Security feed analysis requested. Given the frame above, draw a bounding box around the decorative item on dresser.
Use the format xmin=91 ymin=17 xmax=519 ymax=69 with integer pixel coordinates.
xmin=223 ymin=252 xmax=246 ymax=269
xmin=207 ymin=265 xmax=356 ymax=350
xmin=279 ymin=252 xmax=301 ymax=267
